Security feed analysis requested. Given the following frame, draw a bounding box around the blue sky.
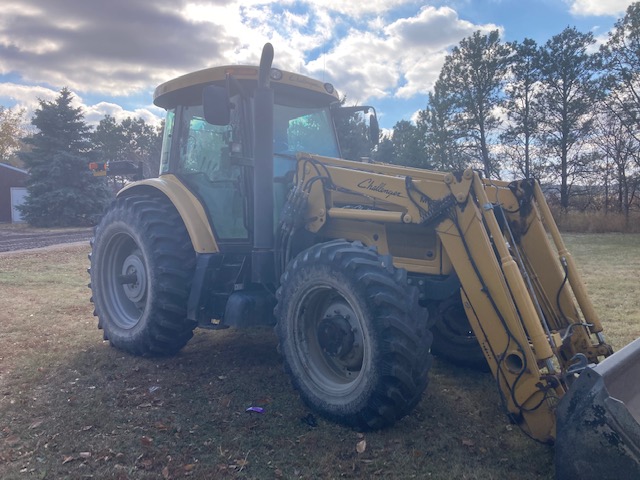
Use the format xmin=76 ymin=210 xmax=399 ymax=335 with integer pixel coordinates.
xmin=0 ymin=0 xmax=634 ymax=130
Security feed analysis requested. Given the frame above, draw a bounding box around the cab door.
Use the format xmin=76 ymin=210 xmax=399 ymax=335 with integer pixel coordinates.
xmin=173 ymin=101 xmax=250 ymax=245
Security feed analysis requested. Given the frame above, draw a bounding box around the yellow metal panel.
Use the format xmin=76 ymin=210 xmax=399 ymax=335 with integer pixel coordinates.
xmin=118 ymin=175 xmax=219 ymax=253
xmin=319 ymin=219 xmax=389 ymax=254
xmin=154 ymin=65 xmax=339 ymax=108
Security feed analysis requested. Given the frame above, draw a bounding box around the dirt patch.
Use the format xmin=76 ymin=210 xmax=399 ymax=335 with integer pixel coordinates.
xmin=0 ymin=224 xmax=92 ymax=253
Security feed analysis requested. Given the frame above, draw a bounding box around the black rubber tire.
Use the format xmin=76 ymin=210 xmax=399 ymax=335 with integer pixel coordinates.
xmin=429 ymin=292 xmax=488 ymax=370
xmin=275 ymin=240 xmax=432 ymax=431
xmin=89 ymin=194 xmax=196 ymax=356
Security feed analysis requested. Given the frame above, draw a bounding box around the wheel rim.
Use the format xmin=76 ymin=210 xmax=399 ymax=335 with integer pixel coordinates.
xmin=294 ymin=285 xmax=366 ymax=396
xmin=100 ymin=232 xmax=148 ymax=329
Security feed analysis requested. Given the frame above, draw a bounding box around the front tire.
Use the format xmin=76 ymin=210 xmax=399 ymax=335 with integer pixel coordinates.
xmin=275 ymin=240 xmax=432 ymax=430
xmin=90 ymin=194 xmax=196 ymax=356
xmin=429 ymin=292 xmax=488 ymax=369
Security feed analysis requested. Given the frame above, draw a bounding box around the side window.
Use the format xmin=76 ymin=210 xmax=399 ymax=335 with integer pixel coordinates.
xmin=159 ymin=109 xmax=174 ymax=175
xmin=177 ymin=104 xmax=248 ymax=240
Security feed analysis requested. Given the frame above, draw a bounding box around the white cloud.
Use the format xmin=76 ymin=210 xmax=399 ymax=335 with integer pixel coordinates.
xmin=292 ymin=0 xmax=414 ymax=17
xmin=0 ymin=83 xmax=162 ymax=128
xmin=385 ymin=6 xmax=499 ymax=51
xmin=0 ymin=83 xmax=58 ymax=125
xmin=569 ymin=0 xmax=633 ymax=16
xmin=0 ymin=1 xmax=501 ymax=129
xmin=83 ymin=102 xmax=164 ymax=128
xmin=306 ymin=6 xmax=499 ymax=103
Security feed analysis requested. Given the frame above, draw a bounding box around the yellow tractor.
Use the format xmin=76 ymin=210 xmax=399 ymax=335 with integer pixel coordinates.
xmin=89 ymin=44 xmax=640 ymax=478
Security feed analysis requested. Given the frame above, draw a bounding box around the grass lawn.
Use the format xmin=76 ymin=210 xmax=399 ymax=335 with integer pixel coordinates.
xmin=0 ymin=234 xmax=638 ymax=479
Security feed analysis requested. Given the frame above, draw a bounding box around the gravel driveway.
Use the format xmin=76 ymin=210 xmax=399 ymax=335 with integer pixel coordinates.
xmin=0 ymin=225 xmax=93 ymax=253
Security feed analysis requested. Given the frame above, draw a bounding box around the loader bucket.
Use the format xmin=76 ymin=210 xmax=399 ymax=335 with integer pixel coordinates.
xmin=556 ymin=337 xmax=640 ymax=480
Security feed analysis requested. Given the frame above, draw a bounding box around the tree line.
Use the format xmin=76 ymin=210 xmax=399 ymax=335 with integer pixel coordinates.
xmin=0 ymin=89 xmax=162 ymax=226
xmin=370 ymin=3 xmax=640 ymax=217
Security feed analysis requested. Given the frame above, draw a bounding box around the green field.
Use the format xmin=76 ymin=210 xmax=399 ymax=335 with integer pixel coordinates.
xmin=0 ymin=234 xmax=638 ymax=479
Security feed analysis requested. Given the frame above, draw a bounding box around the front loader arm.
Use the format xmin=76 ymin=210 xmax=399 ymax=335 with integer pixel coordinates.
xmin=289 ymin=153 xmax=613 ymax=442
xmin=436 ymin=173 xmax=563 ymax=442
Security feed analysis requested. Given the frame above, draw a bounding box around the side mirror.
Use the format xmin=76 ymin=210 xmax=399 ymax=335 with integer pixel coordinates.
xmin=369 ymin=114 xmax=380 ymax=145
xmin=332 ymin=105 xmax=380 ymax=146
xmin=202 ymin=85 xmax=231 ymax=125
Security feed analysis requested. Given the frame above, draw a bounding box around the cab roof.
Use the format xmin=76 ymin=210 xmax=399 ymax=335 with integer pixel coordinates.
xmin=153 ymin=65 xmax=340 ymax=109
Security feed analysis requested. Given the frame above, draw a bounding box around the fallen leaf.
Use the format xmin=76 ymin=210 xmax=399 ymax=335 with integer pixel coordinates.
xmin=81 ymin=425 xmax=93 ymax=432
xmin=356 ymin=439 xmax=367 ymax=454
xmin=162 ymin=466 xmax=170 ymax=479
xmin=79 ymin=452 xmax=91 ymax=459
xmin=29 ymin=420 xmax=44 ymax=430
xmin=183 ymin=464 xmax=195 ymax=472
xmin=62 ymin=455 xmax=75 ymax=465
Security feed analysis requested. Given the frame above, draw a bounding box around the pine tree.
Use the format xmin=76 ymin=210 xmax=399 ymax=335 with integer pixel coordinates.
xmin=599 ymin=2 xmax=640 ymax=143
xmin=537 ymin=27 xmax=597 ymax=210
xmin=500 ymin=38 xmax=544 ymax=179
xmin=120 ymin=117 xmax=163 ymax=176
xmin=389 ymin=120 xmax=427 ymax=168
xmin=92 ymin=115 xmax=128 ymax=163
xmin=418 ymin=79 xmax=467 ymax=172
xmin=18 ymin=88 xmax=111 ymax=227
xmin=438 ymin=30 xmax=511 ymax=177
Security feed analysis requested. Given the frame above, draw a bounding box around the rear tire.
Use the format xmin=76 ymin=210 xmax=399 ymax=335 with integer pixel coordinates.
xmin=429 ymin=292 xmax=488 ymax=370
xmin=275 ymin=240 xmax=432 ymax=430
xmin=90 ymin=194 xmax=196 ymax=356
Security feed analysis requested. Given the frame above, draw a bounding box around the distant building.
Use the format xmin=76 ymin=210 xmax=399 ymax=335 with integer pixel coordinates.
xmin=0 ymin=163 xmax=29 ymax=223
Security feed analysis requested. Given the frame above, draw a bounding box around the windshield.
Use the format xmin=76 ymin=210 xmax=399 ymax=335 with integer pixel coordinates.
xmin=273 ymin=104 xmax=340 ymax=158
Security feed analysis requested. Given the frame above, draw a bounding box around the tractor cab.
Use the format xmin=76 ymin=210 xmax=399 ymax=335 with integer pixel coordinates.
xmin=152 ymin=64 xmax=377 ymax=249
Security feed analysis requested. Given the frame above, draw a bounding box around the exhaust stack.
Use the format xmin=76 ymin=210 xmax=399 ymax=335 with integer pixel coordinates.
xmin=251 ymin=43 xmax=275 ymax=284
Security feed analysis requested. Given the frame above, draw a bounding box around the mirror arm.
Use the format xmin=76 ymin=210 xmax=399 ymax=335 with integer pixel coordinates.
xmin=226 ymin=73 xmax=248 ymax=98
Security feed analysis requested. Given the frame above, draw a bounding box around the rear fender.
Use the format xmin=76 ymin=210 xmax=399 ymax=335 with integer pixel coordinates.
xmin=118 ymin=175 xmax=219 ymax=254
